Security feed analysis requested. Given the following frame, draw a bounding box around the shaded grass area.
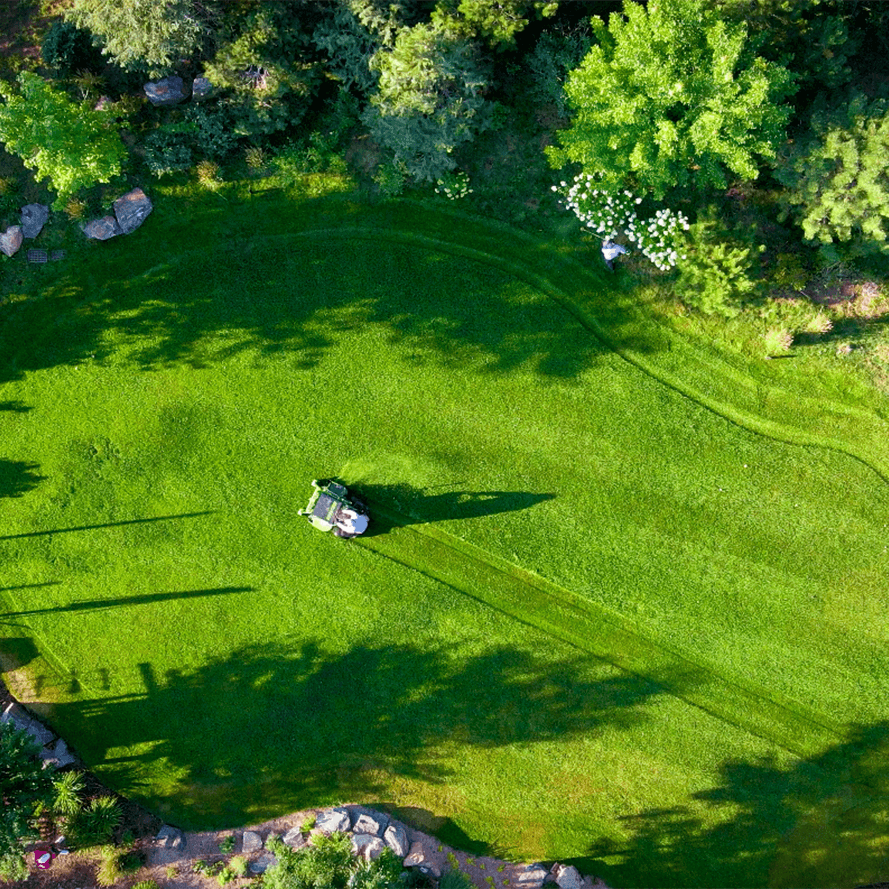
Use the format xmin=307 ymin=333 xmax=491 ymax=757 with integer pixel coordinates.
xmin=2 ymin=187 xmax=889 ymax=887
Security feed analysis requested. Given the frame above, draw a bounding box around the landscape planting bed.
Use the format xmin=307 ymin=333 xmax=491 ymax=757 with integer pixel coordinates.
xmin=2 ymin=192 xmax=889 ymax=888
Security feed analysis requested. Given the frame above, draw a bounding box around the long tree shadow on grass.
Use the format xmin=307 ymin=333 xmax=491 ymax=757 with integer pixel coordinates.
xmin=46 ymin=640 xmax=666 ymax=837
xmin=0 ymin=193 xmax=660 ymax=385
xmin=574 ymin=721 xmax=889 ymax=889
xmin=0 ymin=510 xmax=215 ymax=541
xmin=0 ymin=586 xmax=252 ymax=619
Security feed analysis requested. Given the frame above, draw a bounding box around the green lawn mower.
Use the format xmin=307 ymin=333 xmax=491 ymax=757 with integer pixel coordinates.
xmin=298 ymin=479 xmax=370 ymax=539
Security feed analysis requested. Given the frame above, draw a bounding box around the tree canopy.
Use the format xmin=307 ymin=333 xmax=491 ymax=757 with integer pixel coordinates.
xmin=65 ymin=0 xmax=213 ymax=76
xmin=0 ymin=72 xmax=127 ymax=208
xmin=548 ymin=0 xmax=797 ymax=198
xmin=431 ymin=0 xmax=558 ymax=49
xmin=363 ymin=18 xmax=492 ymax=183
xmin=776 ymin=92 xmax=889 ymax=260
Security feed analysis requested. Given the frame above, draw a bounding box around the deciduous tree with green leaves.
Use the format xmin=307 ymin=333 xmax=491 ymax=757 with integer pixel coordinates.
xmin=547 ymin=0 xmax=796 ymax=199
xmin=0 ymin=72 xmax=127 ymax=208
xmin=0 ymin=721 xmax=56 ymax=881
xmin=775 ymin=92 xmax=889 ymax=261
xmin=431 ymin=0 xmax=558 ymax=49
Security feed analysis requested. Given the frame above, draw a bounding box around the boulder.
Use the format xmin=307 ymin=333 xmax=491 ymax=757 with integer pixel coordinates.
xmin=113 ymin=187 xmax=153 ymax=234
xmin=352 ymin=810 xmax=389 ymax=837
xmin=144 ymin=76 xmax=189 ymax=106
xmin=20 ymin=204 xmax=49 ymax=239
xmin=156 ymin=825 xmax=186 ymax=850
xmin=241 ymin=831 xmax=263 ymax=853
xmin=282 ymin=827 xmax=308 ymax=850
xmin=40 ymin=738 xmax=77 ymax=769
xmin=192 ymin=76 xmax=212 ymax=99
xmin=2 ymin=702 xmax=55 ymax=746
xmin=383 ymin=824 xmax=409 ymax=858
xmin=0 ymin=225 xmax=23 ymax=257
xmin=316 ymin=808 xmax=351 ymax=834
xmin=552 ymin=864 xmax=584 ymax=889
xmin=516 ymin=865 xmax=549 ymax=889
xmin=351 ymin=834 xmax=386 ymax=862
xmin=403 ymin=841 xmax=442 ymax=879
xmin=82 ymin=216 xmax=122 ymax=240
xmin=249 ymin=852 xmax=277 ymax=874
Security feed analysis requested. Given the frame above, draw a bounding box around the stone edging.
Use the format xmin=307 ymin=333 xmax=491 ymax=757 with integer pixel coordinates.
xmin=149 ymin=805 xmax=610 ymax=889
xmin=1 ymin=701 xmax=77 ymax=769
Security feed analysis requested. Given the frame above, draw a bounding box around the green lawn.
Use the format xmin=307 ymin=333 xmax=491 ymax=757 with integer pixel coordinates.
xmin=2 ymin=183 xmax=889 ymax=888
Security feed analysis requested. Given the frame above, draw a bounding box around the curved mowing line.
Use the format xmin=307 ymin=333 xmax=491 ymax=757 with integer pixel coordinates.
xmin=6 ymin=204 xmax=882 ymax=758
xmin=299 ymin=223 xmax=889 ymax=489
xmin=358 ymin=504 xmax=846 ymax=760
xmin=0 ymin=587 xmax=86 ymax=695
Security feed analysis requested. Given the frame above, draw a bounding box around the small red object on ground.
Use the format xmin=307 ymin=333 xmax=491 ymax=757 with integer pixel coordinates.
xmin=34 ymin=849 xmax=55 ymax=869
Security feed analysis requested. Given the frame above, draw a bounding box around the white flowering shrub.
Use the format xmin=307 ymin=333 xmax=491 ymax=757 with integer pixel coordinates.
xmin=552 ymin=173 xmax=689 ymax=270
xmin=435 ymin=171 xmax=472 ymax=200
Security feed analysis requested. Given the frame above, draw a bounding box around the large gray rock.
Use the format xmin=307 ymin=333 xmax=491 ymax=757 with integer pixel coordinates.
xmin=552 ymin=864 xmax=584 ymax=889
xmin=241 ymin=831 xmax=263 ymax=853
xmin=403 ymin=841 xmax=441 ymax=879
xmin=2 ymin=702 xmax=55 ymax=746
xmin=83 ymin=216 xmax=122 ymax=240
xmin=192 ymin=76 xmax=212 ymax=99
xmin=516 ymin=865 xmax=549 ymax=889
xmin=352 ymin=810 xmax=389 ymax=837
xmin=20 ymin=204 xmax=49 ymax=239
xmin=113 ymin=187 xmax=153 ymax=234
xmin=316 ymin=808 xmax=351 ymax=834
xmin=351 ymin=834 xmax=386 ymax=862
xmin=382 ymin=824 xmax=409 ymax=858
xmin=249 ymin=852 xmax=277 ymax=874
xmin=156 ymin=825 xmax=186 ymax=850
xmin=0 ymin=225 xmax=23 ymax=257
xmin=40 ymin=738 xmax=77 ymax=769
xmin=144 ymin=76 xmax=189 ymax=106
xmin=282 ymin=827 xmax=308 ymax=850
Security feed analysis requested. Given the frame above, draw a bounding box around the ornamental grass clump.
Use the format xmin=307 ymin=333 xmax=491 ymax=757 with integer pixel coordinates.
xmin=764 ymin=327 xmax=794 ymax=357
xmin=197 ymin=160 xmax=222 ymax=190
xmin=245 ymin=146 xmax=266 ymax=171
xmin=804 ymin=312 xmax=833 ymax=334
xmin=552 ymin=173 xmax=689 ymax=269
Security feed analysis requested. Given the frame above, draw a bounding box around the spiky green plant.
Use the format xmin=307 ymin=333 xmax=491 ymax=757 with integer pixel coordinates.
xmin=76 ymin=796 xmax=122 ymax=845
xmin=196 ymin=160 xmax=221 ymax=189
xmin=53 ymin=770 xmax=85 ymax=817
xmin=764 ymin=327 xmax=794 ymax=357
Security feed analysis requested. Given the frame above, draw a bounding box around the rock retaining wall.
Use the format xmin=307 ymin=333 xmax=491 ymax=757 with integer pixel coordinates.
xmin=149 ymin=805 xmax=610 ymax=889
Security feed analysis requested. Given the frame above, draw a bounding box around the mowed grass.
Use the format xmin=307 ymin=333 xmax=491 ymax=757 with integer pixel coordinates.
xmin=2 ymin=186 xmax=889 ymax=887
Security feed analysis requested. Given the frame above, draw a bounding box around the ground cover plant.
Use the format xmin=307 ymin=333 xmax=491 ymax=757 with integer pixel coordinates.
xmin=2 ymin=182 xmax=889 ymax=888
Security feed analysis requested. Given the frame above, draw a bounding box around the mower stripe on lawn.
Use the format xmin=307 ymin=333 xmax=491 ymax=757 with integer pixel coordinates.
xmin=359 ymin=502 xmax=846 ymax=760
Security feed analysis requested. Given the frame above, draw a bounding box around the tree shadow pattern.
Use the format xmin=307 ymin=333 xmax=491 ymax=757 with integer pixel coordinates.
xmin=578 ymin=722 xmax=889 ymax=888
xmin=0 ymin=194 xmax=658 ymax=387
xmin=48 ymin=641 xmax=663 ymax=835
xmin=0 ymin=459 xmax=44 ymax=499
